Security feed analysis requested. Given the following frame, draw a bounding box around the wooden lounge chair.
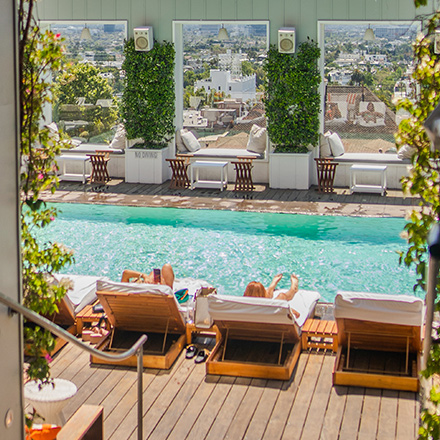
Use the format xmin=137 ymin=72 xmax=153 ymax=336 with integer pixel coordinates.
xmin=91 ymin=280 xmax=187 ymax=369
xmin=206 ymin=290 xmax=320 ymax=380
xmin=36 ymin=274 xmax=107 ymax=355
xmin=332 ymin=291 xmax=424 ymax=392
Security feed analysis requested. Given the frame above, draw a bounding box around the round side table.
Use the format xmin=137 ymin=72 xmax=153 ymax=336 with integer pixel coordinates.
xmin=24 ymin=378 xmax=77 ymax=426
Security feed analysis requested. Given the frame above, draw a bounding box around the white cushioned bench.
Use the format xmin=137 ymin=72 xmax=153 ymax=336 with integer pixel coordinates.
xmin=332 ymin=153 xmax=411 ymax=190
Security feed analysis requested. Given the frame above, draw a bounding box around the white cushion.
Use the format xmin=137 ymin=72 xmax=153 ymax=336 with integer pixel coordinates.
xmin=181 ymin=131 xmax=201 ymax=152
xmin=247 ymin=124 xmax=267 ymax=154
xmin=320 ymin=132 xmax=332 ymax=157
xmin=397 ymin=144 xmax=416 ymax=160
xmin=334 ymin=291 xmax=424 ymax=327
xmin=275 ymin=289 xmax=321 ymax=327
xmin=327 ymin=132 xmax=345 ymax=157
xmin=176 ymin=129 xmax=189 ymax=153
xmin=97 ymin=279 xmax=172 ymax=296
xmin=55 ymin=274 xmax=109 ymax=314
xmin=192 ymin=148 xmax=260 ymax=158
xmin=208 ymin=290 xmax=320 ymax=327
xmin=110 ymin=124 xmax=126 ymax=149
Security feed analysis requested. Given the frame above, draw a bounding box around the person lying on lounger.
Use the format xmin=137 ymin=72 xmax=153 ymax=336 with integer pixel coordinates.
xmin=121 ymin=263 xmax=175 ymax=289
xmin=244 ymin=273 xmax=300 ymax=318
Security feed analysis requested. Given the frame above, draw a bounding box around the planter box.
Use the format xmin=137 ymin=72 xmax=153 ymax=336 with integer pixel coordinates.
xmin=269 ymin=150 xmax=316 ymax=190
xmin=125 ymin=145 xmax=171 ymax=184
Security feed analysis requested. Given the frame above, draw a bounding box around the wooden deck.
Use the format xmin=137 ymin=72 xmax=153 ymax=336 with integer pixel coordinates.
xmin=48 ymin=339 xmax=420 ymax=440
xmin=42 ymin=178 xmax=420 ymax=219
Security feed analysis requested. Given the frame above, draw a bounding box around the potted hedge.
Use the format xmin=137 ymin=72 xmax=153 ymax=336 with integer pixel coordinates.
xmin=264 ymin=38 xmax=321 ymax=189
xmin=120 ymin=39 xmax=175 ymax=184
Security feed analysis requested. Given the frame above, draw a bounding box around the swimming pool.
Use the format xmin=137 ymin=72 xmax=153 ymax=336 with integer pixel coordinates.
xmin=37 ymin=203 xmax=418 ymax=302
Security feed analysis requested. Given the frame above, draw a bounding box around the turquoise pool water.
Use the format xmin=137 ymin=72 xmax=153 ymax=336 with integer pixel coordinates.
xmin=37 ymin=203 xmax=418 ymax=302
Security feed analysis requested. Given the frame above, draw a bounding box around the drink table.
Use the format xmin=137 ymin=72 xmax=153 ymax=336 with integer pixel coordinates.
xmin=190 ymin=160 xmax=228 ymax=191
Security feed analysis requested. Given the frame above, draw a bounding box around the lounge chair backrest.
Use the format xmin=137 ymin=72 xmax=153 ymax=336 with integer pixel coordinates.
xmin=50 ymin=274 xmax=108 ymax=325
xmin=334 ymin=291 xmax=424 ymax=352
xmin=96 ymin=280 xmax=186 ymax=334
xmin=208 ymin=290 xmax=320 ymax=343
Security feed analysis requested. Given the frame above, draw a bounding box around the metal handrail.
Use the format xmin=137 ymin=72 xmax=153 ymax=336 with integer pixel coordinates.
xmin=0 ymin=291 xmax=147 ymax=440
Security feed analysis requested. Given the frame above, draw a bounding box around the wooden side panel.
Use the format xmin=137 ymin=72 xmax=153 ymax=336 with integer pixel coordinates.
xmin=215 ymin=319 xmax=300 ymax=344
xmin=91 ymin=332 xmax=186 ymax=369
xmin=206 ymin=338 xmax=301 ymax=380
xmin=58 ymin=405 xmax=103 ymax=440
xmin=336 ymin=318 xmax=421 ymax=353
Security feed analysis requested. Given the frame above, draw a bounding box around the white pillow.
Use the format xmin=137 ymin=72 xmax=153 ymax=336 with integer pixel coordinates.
xmin=327 ymin=132 xmax=345 ymax=157
xmin=110 ymin=124 xmax=126 ymax=149
xmin=397 ymin=144 xmax=416 ymax=160
xmin=320 ymin=132 xmax=332 ymax=157
xmin=176 ymin=129 xmax=189 ymax=153
xmin=247 ymin=124 xmax=267 ymax=154
xmin=181 ymin=130 xmax=201 ymax=152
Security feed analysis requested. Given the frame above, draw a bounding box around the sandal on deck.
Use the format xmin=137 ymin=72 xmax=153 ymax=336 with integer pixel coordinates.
xmin=185 ymin=345 xmax=198 ymax=359
xmin=194 ymin=349 xmax=209 ymax=364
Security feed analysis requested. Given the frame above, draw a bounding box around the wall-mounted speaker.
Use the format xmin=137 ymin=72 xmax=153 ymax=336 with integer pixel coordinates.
xmin=278 ymin=28 xmax=296 ymax=54
xmin=134 ymin=26 xmax=154 ymax=51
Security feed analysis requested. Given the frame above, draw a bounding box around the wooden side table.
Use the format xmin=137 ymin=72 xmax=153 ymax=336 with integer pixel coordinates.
xmin=186 ymin=323 xmax=221 ymax=345
xmin=301 ymin=319 xmax=338 ymax=352
xmin=232 ymin=156 xmax=256 ymax=192
xmin=76 ymin=302 xmax=109 ymax=336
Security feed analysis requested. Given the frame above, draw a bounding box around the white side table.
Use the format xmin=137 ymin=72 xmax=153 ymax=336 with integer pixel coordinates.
xmin=24 ymin=378 xmax=77 ymax=426
xmin=56 ymin=155 xmax=91 ymax=184
xmin=350 ymin=164 xmax=387 ymax=196
xmin=190 ymin=160 xmax=228 ymax=191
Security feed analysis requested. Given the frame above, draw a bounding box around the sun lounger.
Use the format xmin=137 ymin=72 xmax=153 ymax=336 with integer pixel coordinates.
xmin=91 ymin=280 xmax=187 ymax=369
xmin=206 ymin=289 xmax=321 ymax=380
xmin=332 ymin=291 xmax=424 ymax=392
xmin=36 ymin=274 xmax=108 ymax=355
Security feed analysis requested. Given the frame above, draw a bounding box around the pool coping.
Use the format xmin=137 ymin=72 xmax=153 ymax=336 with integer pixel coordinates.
xmin=41 ymin=184 xmax=419 ymax=218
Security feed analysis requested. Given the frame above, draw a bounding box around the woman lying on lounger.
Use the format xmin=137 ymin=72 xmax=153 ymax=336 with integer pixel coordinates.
xmin=244 ymin=273 xmax=300 ymax=318
xmin=121 ymin=263 xmax=175 ymax=289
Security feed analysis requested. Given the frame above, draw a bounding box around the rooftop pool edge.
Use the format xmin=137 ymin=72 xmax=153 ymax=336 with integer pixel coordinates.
xmin=41 ymin=189 xmax=418 ymax=219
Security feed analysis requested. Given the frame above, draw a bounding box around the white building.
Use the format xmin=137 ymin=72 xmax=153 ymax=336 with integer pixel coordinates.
xmin=195 ymin=69 xmax=256 ymax=102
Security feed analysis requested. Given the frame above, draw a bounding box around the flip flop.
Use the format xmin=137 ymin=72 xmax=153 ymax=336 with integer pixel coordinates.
xmin=194 ymin=349 xmax=208 ymax=364
xmin=185 ymin=345 xmax=198 ymax=359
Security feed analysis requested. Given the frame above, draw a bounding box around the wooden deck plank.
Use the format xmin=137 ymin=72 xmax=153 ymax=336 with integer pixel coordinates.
xmin=112 ymin=355 xmax=188 ymax=440
xmin=204 ymin=377 xmax=252 ymax=440
xmin=357 ymin=388 xmax=381 ymax=440
xmin=243 ymin=379 xmax=283 ymax=439
xmin=166 ymin=374 xmax=221 ymax=440
xmin=147 ymin=361 xmax=208 ymax=440
xmin=185 ymin=375 xmax=236 ymax=439
xmin=396 ymin=391 xmax=418 ymax=440
xmin=338 ymin=387 xmax=365 ymax=440
xmin=224 ymin=378 xmax=267 ymax=439
xmin=320 ymin=383 xmax=348 ymax=440
xmin=377 ymin=389 xmax=399 ymax=440
xmin=300 ymin=353 xmax=335 ymax=440
xmin=262 ymin=353 xmax=309 ymax=440
xmin=281 ymin=353 xmax=325 ymax=440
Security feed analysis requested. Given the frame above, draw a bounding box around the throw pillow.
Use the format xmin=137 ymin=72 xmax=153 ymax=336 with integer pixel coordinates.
xmin=176 ymin=129 xmax=189 ymax=153
xmin=319 ymin=132 xmax=332 ymax=157
xmin=246 ymin=124 xmax=267 ymax=154
xmin=327 ymin=132 xmax=345 ymax=157
xmin=181 ymin=130 xmax=201 ymax=152
xmin=25 ymin=424 xmax=61 ymax=440
xmin=397 ymin=144 xmax=416 ymax=160
xmin=110 ymin=124 xmax=126 ymax=149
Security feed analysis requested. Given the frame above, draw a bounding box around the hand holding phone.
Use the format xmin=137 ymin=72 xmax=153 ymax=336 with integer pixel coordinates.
xmin=153 ymin=268 xmax=161 ymax=284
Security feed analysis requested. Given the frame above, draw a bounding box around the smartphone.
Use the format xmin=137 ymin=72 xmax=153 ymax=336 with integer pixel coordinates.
xmin=153 ymin=268 xmax=161 ymax=284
